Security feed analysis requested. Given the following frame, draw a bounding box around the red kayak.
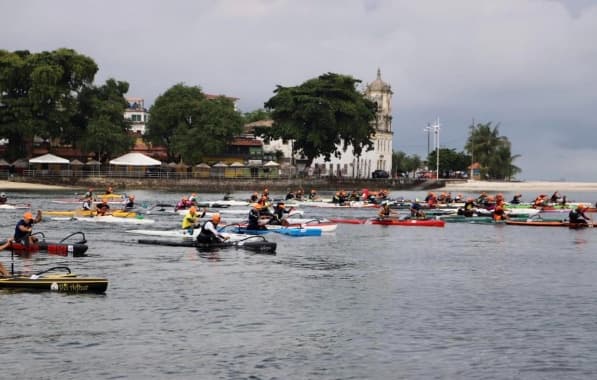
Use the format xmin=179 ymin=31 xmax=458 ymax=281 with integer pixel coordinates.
xmin=1 ymin=241 xmax=88 ymax=257
xmin=328 ymin=218 xmax=366 ymax=225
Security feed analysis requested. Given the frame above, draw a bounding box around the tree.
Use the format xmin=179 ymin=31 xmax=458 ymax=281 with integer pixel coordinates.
xmin=145 ymin=83 xmax=243 ymax=163
xmin=243 ymin=109 xmax=271 ymax=124
xmin=392 ymin=150 xmax=422 ymax=177
xmin=0 ymin=49 xmax=98 ymax=159
xmin=264 ymin=72 xmax=377 ymax=168
xmin=426 ymin=148 xmax=471 ymax=175
xmin=77 ymin=79 xmax=134 ymax=162
xmin=464 ymin=121 xmax=521 ymax=180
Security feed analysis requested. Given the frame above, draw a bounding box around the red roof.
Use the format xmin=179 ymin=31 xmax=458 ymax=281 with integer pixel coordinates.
xmin=230 ymin=137 xmax=262 ymax=147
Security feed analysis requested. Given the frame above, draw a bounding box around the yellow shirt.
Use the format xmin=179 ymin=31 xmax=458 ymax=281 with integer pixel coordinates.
xmin=182 ymin=213 xmax=197 ymax=229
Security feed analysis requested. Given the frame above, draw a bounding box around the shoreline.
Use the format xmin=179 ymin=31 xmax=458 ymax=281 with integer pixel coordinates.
xmin=2 ymin=178 xmax=597 ymax=193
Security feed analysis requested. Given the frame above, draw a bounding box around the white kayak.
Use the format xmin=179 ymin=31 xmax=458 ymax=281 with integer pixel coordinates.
xmin=51 ymin=215 xmax=155 ymax=225
xmin=266 ymin=220 xmax=338 ymax=232
xmin=127 ymin=229 xmax=254 ymax=242
xmin=0 ymin=203 xmax=31 ymax=210
xmin=178 ymin=209 xmax=304 ymax=217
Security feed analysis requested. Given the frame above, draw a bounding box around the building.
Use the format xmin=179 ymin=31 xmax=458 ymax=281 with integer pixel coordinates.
xmin=124 ymin=97 xmax=149 ymax=134
xmin=252 ymin=69 xmax=394 ymax=178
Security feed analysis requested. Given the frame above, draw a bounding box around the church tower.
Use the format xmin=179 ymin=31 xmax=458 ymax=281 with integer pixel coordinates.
xmin=364 ymin=68 xmax=394 ymax=174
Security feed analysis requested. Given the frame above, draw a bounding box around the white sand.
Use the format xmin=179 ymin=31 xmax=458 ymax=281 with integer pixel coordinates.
xmin=441 ymin=180 xmax=597 ymax=192
xmin=0 ymin=180 xmax=73 ymax=191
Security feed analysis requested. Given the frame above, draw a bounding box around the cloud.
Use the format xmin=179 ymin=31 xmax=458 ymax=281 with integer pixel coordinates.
xmin=1 ymin=0 xmax=596 ymax=180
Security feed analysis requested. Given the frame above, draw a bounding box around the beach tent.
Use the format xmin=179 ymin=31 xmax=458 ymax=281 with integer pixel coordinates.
xmin=264 ymin=160 xmax=280 ymax=167
xmin=29 ymin=153 xmax=70 ymax=175
xmin=109 ymin=152 xmax=161 ymax=166
xmin=29 ymin=153 xmax=70 ymax=165
xmin=70 ymin=159 xmax=84 ymax=166
xmin=193 ymin=163 xmax=211 ymax=178
xmin=211 ymin=161 xmax=228 ymax=178
xmin=228 ymin=161 xmax=248 ymax=178
xmin=86 ymin=159 xmax=102 ymax=166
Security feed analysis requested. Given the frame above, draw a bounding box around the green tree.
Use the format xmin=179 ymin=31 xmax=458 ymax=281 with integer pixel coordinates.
xmin=264 ymin=72 xmax=377 ymax=168
xmin=146 ymin=83 xmax=243 ymax=163
xmin=0 ymin=48 xmax=98 ymax=159
xmin=464 ymin=121 xmax=521 ymax=180
xmin=392 ymin=150 xmax=423 ymax=177
xmin=243 ymin=109 xmax=271 ymax=124
xmin=77 ymin=79 xmax=134 ymax=162
xmin=426 ymin=148 xmax=471 ymax=175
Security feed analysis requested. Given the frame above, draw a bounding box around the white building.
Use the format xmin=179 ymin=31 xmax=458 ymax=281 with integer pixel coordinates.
xmin=310 ymin=69 xmax=393 ymax=178
xmin=256 ymin=69 xmax=394 ymax=178
xmin=124 ymin=97 xmax=149 ymax=134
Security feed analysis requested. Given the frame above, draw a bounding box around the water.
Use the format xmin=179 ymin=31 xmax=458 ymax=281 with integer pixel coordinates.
xmin=2 ymin=189 xmax=597 ymax=379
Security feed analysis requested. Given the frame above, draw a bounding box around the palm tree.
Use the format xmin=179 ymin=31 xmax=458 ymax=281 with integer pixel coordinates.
xmin=465 ymin=122 xmax=520 ymax=180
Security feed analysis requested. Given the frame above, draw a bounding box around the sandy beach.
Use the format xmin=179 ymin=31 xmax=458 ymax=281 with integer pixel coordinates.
xmin=441 ymin=180 xmax=597 ymax=192
xmin=0 ymin=180 xmax=73 ymax=191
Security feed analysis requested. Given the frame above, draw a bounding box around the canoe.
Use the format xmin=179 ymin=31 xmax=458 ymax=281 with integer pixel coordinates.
xmin=137 ymin=236 xmax=277 ymax=254
xmin=0 ymin=267 xmax=108 ymax=293
xmin=233 ymin=225 xmax=322 ymax=237
xmin=367 ymin=218 xmax=446 ymax=227
xmin=0 ymin=240 xmax=88 ymax=257
xmin=505 ymin=220 xmax=595 ymax=227
xmin=50 ymin=215 xmax=155 ymax=225
xmin=44 ymin=210 xmax=139 ymax=218
xmin=0 ymin=203 xmax=31 ymax=210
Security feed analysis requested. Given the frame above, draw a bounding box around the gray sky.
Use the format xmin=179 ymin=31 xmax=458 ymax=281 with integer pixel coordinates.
xmin=2 ymin=0 xmax=596 ymax=181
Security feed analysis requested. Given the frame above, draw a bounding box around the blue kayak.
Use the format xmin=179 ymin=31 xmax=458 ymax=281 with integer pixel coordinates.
xmin=233 ymin=226 xmax=322 ymax=237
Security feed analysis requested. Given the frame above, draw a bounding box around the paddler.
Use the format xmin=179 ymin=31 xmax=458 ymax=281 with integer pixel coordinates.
xmin=80 ymin=187 xmax=94 ymax=201
xmin=14 ymin=210 xmax=43 ymax=246
xmin=569 ymin=204 xmax=591 ymax=226
xmin=410 ymin=199 xmax=425 ymax=218
xmin=197 ymin=213 xmax=229 ymax=244
xmin=248 ymin=203 xmax=267 ymax=230
xmin=182 ymin=206 xmax=200 ymax=235
xmin=95 ymin=198 xmax=110 ymax=216
xmin=122 ymin=194 xmax=135 ymax=210
xmin=269 ymin=201 xmax=292 ymax=226
xmin=0 ymin=192 xmax=7 ymax=204
xmin=378 ymin=201 xmax=396 ymax=220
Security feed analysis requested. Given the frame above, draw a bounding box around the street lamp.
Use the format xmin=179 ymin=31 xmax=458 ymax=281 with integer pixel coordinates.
xmin=423 ymin=123 xmax=432 ymax=155
xmin=432 ymin=118 xmax=441 ymax=180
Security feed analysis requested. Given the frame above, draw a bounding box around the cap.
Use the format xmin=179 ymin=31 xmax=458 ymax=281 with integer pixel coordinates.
xmin=24 ymin=211 xmax=33 ymax=220
xmin=212 ymin=213 xmax=221 ymax=222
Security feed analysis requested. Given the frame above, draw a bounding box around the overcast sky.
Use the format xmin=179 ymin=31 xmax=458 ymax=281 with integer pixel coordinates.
xmin=2 ymin=0 xmax=596 ymax=180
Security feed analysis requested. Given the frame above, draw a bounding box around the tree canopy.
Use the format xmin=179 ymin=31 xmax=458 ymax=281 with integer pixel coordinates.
xmin=263 ymin=72 xmax=377 ymax=168
xmin=0 ymin=48 xmax=98 ymax=159
xmin=464 ymin=122 xmax=521 ymax=180
xmin=145 ymin=83 xmax=244 ymax=164
xmin=426 ymin=148 xmax=471 ymax=175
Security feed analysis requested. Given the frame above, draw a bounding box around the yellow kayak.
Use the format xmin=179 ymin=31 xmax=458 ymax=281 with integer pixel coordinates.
xmin=96 ymin=193 xmax=124 ymax=199
xmin=43 ymin=210 xmax=138 ymax=218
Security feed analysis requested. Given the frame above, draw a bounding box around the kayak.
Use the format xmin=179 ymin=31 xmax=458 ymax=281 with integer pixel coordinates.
xmin=44 ymin=210 xmax=139 ymax=218
xmin=96 ymin=193 xmax=124 ymax=199
xmin=367 ymin=218 xmax=446 ymax=227
xmin=127 ymin=229 xmax=253 ymax=242
xmin=1 ymin=241 xmax=88 ymax=257
xmin=272 ymin=219 xmax=337 ymax=232
xmin=0 ymin=231 xmax=89 ymax=257
xmin=52 ymin=198 xmax=123 ymax=205
xmin=505 ymin=220 xmax=595 ymax=227
xmin=0 ymin=203 xmax=31 ymax=210
xmin=234 ymin=225 xmax=322 ymax=237
xmin=51 ymin=215 xmax=155 ymax=225
xmin=0 ymin=266 xmax=108 ymax=293
xmin=137 ymin=235 xmax=277 ymax=254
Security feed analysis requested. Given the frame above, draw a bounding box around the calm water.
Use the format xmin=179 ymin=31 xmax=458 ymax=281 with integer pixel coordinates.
xmin=2 ymin=189 xmax=597 ymax=379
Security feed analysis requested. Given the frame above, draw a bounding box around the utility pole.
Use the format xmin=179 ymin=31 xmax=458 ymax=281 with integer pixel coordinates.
xmin=434 ymin=118 xmax=440 ymax=180
xmin=470 ymin=118 xmax=475 ymax=180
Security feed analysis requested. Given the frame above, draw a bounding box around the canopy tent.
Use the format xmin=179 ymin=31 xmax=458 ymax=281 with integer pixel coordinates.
xmin=12 ymin=159 xmax=28 ymax=168
xmin=70 ymin=159 xmax=84 ymax=166
xmin=86 ymin=159 xmax=102 ymax=166
xmin=29 ymin=153 xmax=70 ymax=165
xmin=195 ymin=163 xmax=210 ymax=169
xmin=229 ymin=162 xmax=245 ymax=167
xmin=0 ymin=158 xmax=10 ymax=167
xmin=109 ymin=152 xmax=161 ymax=166
xmin=264 ymin=160 xmax=280 ymax=167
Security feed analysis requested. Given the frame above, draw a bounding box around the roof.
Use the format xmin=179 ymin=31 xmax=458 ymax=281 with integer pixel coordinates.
xmin=29 ymin=153 xmax=70 ymax=165
xmin=109 ymin=152 xmax=161 ymax=166
xmin=230 ymin=137 xmax=263 ymax=147
xmin=366 ymin=68 xmax=392 ymax=92
xmin=70 ymin=159 xmax=84 ymax=165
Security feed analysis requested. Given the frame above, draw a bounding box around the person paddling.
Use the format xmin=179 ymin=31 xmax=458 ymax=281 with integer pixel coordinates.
xmin=197 ymin=213 xmax=229 ymax=244
xmin=0 ymin=238 xmax=15 ymax=276
xmin=14 ymin=210 xmax=42 ymax=246
xmin=377 ymin=201 xmax=396 ymax=220
xmin=569 ymin=204 xmax=591 ymax=226
xmin=95 ymin=198 xmax=111 ymax=216
xmin=182 ymin=206 xmax=202 ymax=235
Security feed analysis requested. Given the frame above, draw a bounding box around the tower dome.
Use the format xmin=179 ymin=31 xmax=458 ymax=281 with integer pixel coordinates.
xmin=367 ymin=68 xmax=391 ymax=92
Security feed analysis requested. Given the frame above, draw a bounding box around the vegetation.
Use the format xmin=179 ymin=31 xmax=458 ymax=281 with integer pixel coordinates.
xmin=464 ymin=122 xmax=520 ymax=180
xmin=392 ymin=151 xmax=422 ymax=177
xmin=263 ymin=72 xmax=377 ymax=168
xmin=426 ymin=148 xmax=471 ymax=175
xmin=145 ymin=83 xmax=244 ymax=164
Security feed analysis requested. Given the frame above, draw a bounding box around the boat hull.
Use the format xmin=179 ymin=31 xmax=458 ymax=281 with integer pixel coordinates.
xmin=0 ymin=241 xmax=88 ymax=256
xmin=367 ymin=218 xmax=446 ymax=227
xmin=137 ymin=237 xmax=277 ymax=254
xmin=0 ymin=274 xmax=108 ymax=293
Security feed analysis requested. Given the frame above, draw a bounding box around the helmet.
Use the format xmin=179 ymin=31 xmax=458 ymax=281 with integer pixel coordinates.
xmin=0 ymin=192 xmax=5 ymax=197
xmin=277 ymin=202 xmax=285 ymax=207
xmin=23 ymin=211 xmax=33 ymax=220
xmin=189 ymin=206 xmax=197 ymax=214
xmin=212 ymin=213 xmax=221 ymax=223
xmin=102 ymin=198 xmax=108 ymax=203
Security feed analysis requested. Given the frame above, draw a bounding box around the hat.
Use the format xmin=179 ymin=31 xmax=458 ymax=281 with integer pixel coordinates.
xmin=23 ymin=211 xmax=33 ymax=220
xmin=212 ymin=213 xmax=221 ymax=222
xmin=189 ymin=206 xmax=197 ymax=214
